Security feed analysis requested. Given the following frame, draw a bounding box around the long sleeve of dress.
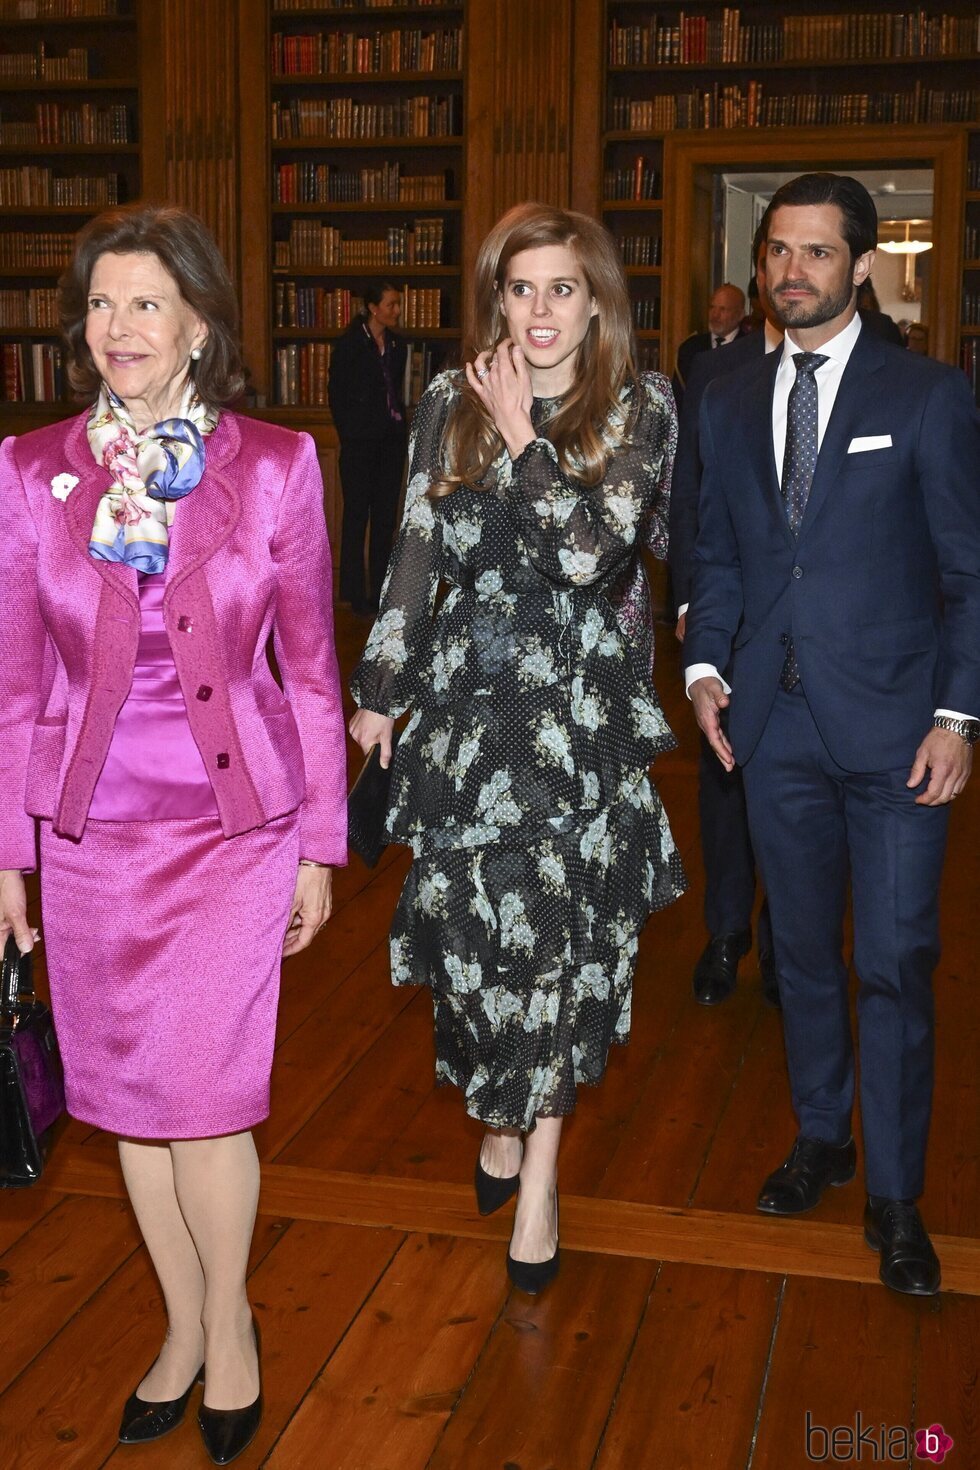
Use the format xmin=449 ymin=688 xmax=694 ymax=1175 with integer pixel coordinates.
xmin=504 ymin=373 xmax=675 ymax=588
xmin=349 ymin=373 xmax=451 ymax=717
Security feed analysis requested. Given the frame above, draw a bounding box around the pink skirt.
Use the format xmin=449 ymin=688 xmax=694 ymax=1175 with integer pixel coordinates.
xmin=40 ymin=811 xmax=299 ymax=1139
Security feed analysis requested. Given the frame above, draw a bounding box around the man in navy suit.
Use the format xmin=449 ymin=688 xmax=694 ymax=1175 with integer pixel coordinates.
xmin=671 ymin=229 xmax=782 ymax=1006
xmin=685 ymin=173 xmax=980 ymax=1295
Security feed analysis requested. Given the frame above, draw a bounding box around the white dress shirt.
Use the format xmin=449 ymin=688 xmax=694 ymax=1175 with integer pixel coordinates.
xmin=683 ymin=313 xmax=974 ymax=724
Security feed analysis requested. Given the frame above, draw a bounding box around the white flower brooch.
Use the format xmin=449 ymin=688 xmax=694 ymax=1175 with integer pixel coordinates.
xmin=51 ymin=473 xmax=79 ymax=502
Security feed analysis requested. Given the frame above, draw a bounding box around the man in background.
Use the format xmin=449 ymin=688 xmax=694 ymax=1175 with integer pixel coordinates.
xmin=670 ymin=228 xmax=782 ymax=1007
xmin=672 ymin=281 xmax=746 ymax=407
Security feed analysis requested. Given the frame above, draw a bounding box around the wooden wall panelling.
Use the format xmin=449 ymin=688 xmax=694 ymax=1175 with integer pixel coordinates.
xmin=463 ymin=0 xmax=575 ymax=330
xmin=139 ymin=0 xmax=241 ymax=286
xmin=569 ymin=0 xmax=604 ymax=218
xmin=237 ymin=0 xmax=272 ymax=400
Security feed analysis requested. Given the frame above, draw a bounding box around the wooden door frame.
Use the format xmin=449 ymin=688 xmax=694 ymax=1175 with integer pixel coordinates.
xmin=662 ymin=125 xmax=967 ymax=372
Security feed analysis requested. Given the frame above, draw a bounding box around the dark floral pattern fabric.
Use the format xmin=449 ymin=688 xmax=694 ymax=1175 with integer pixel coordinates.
xmin=350 ymin=369 xmax=687 ymax=1129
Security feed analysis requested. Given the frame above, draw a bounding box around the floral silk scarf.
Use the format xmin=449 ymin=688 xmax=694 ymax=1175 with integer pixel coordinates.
xmin=87 ymin=384 xmax=218 ymax=573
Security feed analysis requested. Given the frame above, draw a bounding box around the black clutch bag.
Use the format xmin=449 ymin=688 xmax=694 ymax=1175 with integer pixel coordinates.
xmin=1 ymin=935 xmax=65 ymax=1188
xmin=347 ymin=734 xmax=399 ymax=869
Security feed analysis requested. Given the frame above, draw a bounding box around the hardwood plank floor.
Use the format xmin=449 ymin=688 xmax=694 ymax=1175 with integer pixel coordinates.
xmin=2 ymin=611 xmax=977 ymax=1468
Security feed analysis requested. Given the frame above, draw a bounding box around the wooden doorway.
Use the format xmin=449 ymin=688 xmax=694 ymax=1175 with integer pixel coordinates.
xmin=662 ymin=125 xmax=966 ymax=372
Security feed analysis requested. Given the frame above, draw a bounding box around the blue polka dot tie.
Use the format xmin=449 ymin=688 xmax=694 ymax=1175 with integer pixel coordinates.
xmin=779 ymin=351 xmax=828 ymax=690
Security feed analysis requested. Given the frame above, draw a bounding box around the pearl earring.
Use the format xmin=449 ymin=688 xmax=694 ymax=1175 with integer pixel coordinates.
xmin=190 ymin=346 xmax=203 ymax=361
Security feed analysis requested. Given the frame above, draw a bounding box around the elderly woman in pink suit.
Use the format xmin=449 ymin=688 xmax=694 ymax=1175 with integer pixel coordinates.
xmin=0 ymin=205 xmax=346 ymax=1465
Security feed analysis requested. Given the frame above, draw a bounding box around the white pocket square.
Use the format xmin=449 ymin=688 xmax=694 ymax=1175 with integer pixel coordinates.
xmin=848 ymin=435 xmax=892 ymax=453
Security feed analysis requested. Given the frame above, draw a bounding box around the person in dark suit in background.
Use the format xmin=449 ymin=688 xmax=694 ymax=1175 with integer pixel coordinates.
xmin=686 ymin=173 xmax=979 ymax=1296
xmin=670 ymin=227 xmax=782 ymax=1006
xmin=856 ymin=278 xmax=904 ymax=347
xmin=328 ymin=282 xmax=408 ymax=613
xmin=672 ymin=281 xmax=745 ymax=408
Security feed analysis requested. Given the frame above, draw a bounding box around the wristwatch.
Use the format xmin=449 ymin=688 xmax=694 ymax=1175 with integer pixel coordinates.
xmin=933 ymin=715 xmax=980 ymax=746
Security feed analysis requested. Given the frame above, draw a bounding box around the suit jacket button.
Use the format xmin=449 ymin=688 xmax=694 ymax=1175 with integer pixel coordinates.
xmin=196 ymin=685 xmax=213 ymax=701
xmin=792 ymin=565 xmax=804 ymax=579
xmin=216 ymin=752 xmax=230 ymax=769
xmin=177 ymin=615 xmax=193 ymax=633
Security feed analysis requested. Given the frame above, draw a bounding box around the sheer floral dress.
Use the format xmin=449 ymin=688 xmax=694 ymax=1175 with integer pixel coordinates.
xmin=350 ymin=370 xmax=687 ymax=1129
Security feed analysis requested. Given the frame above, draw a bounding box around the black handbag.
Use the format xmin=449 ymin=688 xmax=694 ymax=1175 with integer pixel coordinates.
xmin=347 ymin=734 xmax=399 ymax=869
xmin=1 ymin=935 xmax=65 ymax=1188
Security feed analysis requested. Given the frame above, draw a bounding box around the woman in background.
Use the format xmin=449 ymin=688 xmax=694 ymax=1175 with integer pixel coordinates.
xmin=350 ymin=203 xmax=684 ymax=1295
xmin=328 ymin=281 xmax=408 ymax=614
xmin=0 ymin=204 xmax=346 ymax=1464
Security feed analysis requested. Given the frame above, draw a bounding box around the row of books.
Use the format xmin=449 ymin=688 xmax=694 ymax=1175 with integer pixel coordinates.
xmin=274 ymin=218 xmax=446 ymax=268
xmin=273 ymin=337 xmax=445 ymax=409
xmin=603 ymin=162 xmax=661 ymax=202
xmin=0 ymin=0 xmax=122 ymax=15
xmin=275 ymin=161 xmax=451 ymax=203
xmin=961 ymin=339 xmax=980 ymax=403
xmin=273 ymin=280 xmax=444 ymax=329
xmin=271 ymin=27 xmax=461 ymax=76
xmin=619 ymin=234 xmax=662 ymax=266
xmin=0 ymin=103 xmax=132 ymax=146
xmin=0 ymin=168 xmax=121 ymax=205
xmin=274 ymin=282 xmax=361 ymax=328
xmin=609 ymin=11 xmax=980 ymax=67
xmin=966 ymin=224 xmax=980 ymax=260
xmin=969 ymin=160 xmax=980 ymax=189
xmin=272 ymin=95 xmax=462 ymax=140
xmin=635 ymin=340 xmax=661 ymax=374
xmin=963 ymin=291 xmax=980 ymax=326
xmin=632 ymin=298 xmax=660 ymax=331
xmin=610 ymin=83 xmax=979 ymax=132
xmin=272 ymin=0 xmax=456 ymax=10
xmin=0 ymin=286 xmax=58 ymax=326
xmin=0 ymin=45 xmax=90 ymax=79
xmin=0 ymin=231 xmax=74 ymax=268
xmin=2 ymin=340 xmax=65 ymax=402
xmin=275 ymin=340 xmax=331 ymax=406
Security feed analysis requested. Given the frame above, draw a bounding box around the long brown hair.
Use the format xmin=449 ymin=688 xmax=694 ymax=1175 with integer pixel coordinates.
xmin=436 ymin=203 xmax=638 ymax=495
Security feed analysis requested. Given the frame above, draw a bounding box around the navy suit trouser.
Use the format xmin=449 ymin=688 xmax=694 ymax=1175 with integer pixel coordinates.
xmin=699 ymin=727 xmax=770 ymax=953
xmin=741 ymin=684 xmax=948 ymax=1199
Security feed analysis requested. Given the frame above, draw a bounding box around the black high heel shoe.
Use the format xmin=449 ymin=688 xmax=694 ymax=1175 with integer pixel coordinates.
xmin=474 ymin=1136 xmax=523 ymax=1216
xmin=506 ymin=1192 xmax=560 ymax=1295
xmin=118 ymin=1363 xmax=204 ymax=1444
xmin=197 ymin=1317 xmax=263 ymax=1466
xmin=475 ymin=1158 xmax=521 ymax=1216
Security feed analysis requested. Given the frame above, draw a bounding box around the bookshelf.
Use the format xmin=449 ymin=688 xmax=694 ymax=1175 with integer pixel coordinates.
xmin=0 ymin=0 xmax=140 ymax=432
xmin=265 ymin=0 xmax=466 ymax=413
xmin=600 ymin=0 xmax=980 ymax=380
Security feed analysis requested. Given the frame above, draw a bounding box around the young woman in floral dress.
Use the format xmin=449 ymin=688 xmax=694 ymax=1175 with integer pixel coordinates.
xmin=350 ymin=202 xmax=685 ymax=1292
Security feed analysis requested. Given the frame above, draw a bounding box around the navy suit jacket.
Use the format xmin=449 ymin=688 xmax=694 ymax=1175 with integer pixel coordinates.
xmin=669 ymin=330 xmax=768 ymax=610
xmin=671 ymin=330 xmax=712 ymax=409
xmin=685 ymin=326 xmax=980 ymax=772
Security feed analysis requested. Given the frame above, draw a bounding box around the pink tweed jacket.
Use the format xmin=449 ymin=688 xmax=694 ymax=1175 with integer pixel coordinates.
xmin=0 ymin=408 xmax=348 ymax=872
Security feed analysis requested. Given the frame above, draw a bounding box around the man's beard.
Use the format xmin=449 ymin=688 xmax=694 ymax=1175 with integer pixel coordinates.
xmin=772 ymin=277 xmax=853 ymax=329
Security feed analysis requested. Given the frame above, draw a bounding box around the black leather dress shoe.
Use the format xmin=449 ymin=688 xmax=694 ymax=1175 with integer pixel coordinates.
xmin=692 ymin=930 xmax=751 ymax=1005
xmin=198 ymin=1319 xmax=262 ymax=1465
xmin=758 ymin=946 xmax=780 ymax=1008
xmin=864 ymin=1198 xmax=941 ymax=1296
xmin=118 ymin=1366 xmax=204 ymax=1444
xmin=757 ymin=1135 xmax=857 ymax=1215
